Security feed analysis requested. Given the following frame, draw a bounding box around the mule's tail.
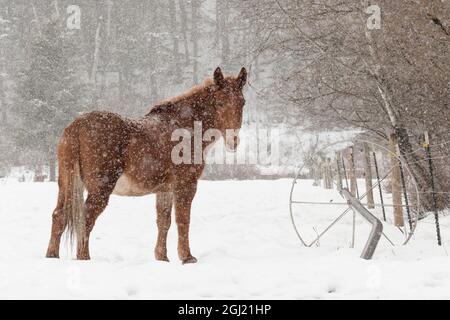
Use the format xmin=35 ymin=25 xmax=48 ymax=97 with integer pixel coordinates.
xmin=59 ymin=127 xmax=86 ymax=249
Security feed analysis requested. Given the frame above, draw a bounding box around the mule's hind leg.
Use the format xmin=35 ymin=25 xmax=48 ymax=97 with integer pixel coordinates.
xmin=46 ymin=189 xmax=66 ymax=258
xmin=155 ymin=192 xmax=173 ymax=262
xmin=77 ymin=192 xmax=111 ymax=260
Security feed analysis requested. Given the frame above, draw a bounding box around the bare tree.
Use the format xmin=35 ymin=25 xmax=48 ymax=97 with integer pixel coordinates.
xmin=237 ymin=0 xmax=450 ymax=210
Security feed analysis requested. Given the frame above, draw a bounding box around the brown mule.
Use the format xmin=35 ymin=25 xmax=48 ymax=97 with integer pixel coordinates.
xmin=45 ymin=67 xmax=247 ymax=264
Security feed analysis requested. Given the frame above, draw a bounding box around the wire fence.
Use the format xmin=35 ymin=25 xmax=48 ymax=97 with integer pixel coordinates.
xmin=294 ymin=135 xmax=450 ymax=247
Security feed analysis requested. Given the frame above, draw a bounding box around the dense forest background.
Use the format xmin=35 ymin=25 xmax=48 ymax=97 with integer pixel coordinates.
xmin=0 ymin=0 xmax=448 ymax=209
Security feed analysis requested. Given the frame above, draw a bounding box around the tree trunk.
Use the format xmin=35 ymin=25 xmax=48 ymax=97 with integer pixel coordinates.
xmin=363 ymin=143 xmax=375 ymax=209
xmin=168 ymin=0 xmax=181 ymax=80
xmin=313 ymin=161 xmax=322 ymax=187
xmin=118 ymin=67 xmax=124 ymax=104
xmin=389 ymin=134 xmax=404 ymax=227
xmin=49 ymin=154 xmax=56 ymax=182
xmin=34 ymin=164 xmax=44 ymax=182
xmin=106 ymin=0 xmax=113 ymax=38
xmin=91 ymin=18 xmax=102 ymax=85
xmin=178 ymin=0 xmax=190 ymax=65
xmin=0 ymin=69 xmax=5 ymax=125
xmin=53 ymin=0 xmax=60 ymax=19
xmin=396 ymin=127 xmax=447 ymax=212
xmin=149 ymin=66 xmax=158 ymax=103
xmin=191 ymin=0 xmax=199 ymax=84
xmin=31 ymin=1 xmax=41 ymax=35
xmin=335 ymin=152 xmax=343 ymax=191
xmin=323 ymin=158 xmax=332 ymax=189
xmin=217 ymin=1 xmax=230 ymax=68
xmin=215 ymin=0 xmax=220 ymax=46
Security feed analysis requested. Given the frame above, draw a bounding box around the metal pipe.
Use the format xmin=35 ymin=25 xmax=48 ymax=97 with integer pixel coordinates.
xmin=341 ymin=189 xmax=383 ymax=260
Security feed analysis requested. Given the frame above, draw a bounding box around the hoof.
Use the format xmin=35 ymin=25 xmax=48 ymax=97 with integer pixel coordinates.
xmin=155 ymin=249 xmax=170 ymax=262
xmin=155 ymin=255 xmax=170 ymax=262
xmin=46 ymin=253 xmax=59 ymax=259
xmin=182 ymin=256 xmax=198 ymax=265
xmin=76 ymin=255 xmax=91 ymax=261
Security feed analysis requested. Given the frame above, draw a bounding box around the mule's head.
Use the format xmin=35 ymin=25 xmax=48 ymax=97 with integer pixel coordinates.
xmin=212 ymin=67 xmax=247 ymax=152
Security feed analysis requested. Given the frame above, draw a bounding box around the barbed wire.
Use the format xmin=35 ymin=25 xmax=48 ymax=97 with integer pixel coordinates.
xmin=421 ymin=220 xmax=450 ymax=229
xmin=417 ymin=191 xmax=450 ymax=195
xmin=402 ymin=140 xmax=450 ymax=156
xmin=402 ymin=154 xmax=450 ymax=167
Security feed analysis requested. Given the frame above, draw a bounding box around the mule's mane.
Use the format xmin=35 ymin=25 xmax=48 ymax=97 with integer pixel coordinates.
xmin=159 ymin=78 xmax=215 ymax=105
xmin=146 ymin=78 xmax=216 ymax=117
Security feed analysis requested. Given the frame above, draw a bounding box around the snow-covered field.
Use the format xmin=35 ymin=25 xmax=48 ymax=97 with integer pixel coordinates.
xmin=0 ymin=179 xmax=449 ymax=299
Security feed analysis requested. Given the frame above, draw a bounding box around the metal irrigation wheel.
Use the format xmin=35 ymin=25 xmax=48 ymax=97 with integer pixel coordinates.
xmin=289 ymin=139 xmax=420 ymax=251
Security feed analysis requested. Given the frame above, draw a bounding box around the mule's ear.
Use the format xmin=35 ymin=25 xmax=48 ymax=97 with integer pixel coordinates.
xmin=237 ymin=67 xmax=247 ymax=89
xmin=214 ymin=67 xmax=226 ymax=88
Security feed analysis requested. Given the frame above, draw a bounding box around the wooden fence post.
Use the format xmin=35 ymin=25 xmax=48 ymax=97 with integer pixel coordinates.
xmin=347 ymin=147 xmax=357 ymax=197
xmin=389 ymin=133 xmax=404 ymax=227
xmin=423 ymin=131 xmax=442 ymax=246
xmin=323 ymin=157 xmax=333 ymax=189
xmin=348 ymin=147 xmax=358 ymax=248
xmin=313 ymin=159 xmax=322 ymax=186
xmin=335 ymin=152 xmax=343 ymax=191
xmin=328 ymin=157 xmax=334 ymax=186
xmin=363 ymin=143 xmax=375 ymax=209
xmin=373 ymin=152 xmax=387 ymax=221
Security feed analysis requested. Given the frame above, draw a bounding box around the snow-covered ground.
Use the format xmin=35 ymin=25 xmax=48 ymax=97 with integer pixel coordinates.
xmin=0 ymin=179 xmax=449 ymax=299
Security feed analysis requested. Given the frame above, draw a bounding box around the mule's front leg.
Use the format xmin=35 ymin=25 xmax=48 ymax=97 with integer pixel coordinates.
xmin=174 ymin=185 xmax=198 ymax=264
xmin=155 ymin=192 xmax=173 ymax=262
